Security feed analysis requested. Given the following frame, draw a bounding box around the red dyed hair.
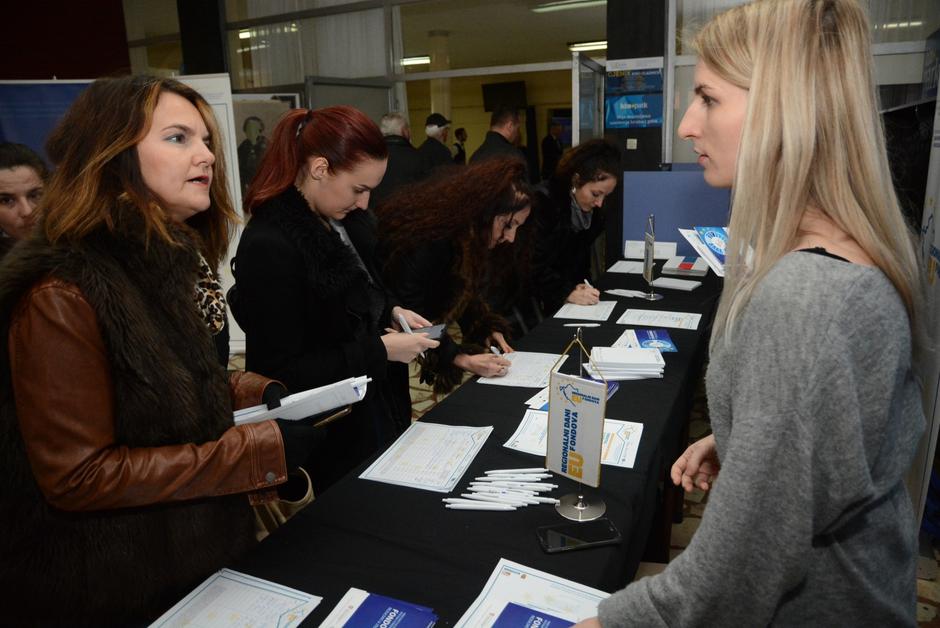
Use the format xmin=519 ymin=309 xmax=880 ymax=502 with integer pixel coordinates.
xmin=243 ymin=105 xmax=387 ymax=214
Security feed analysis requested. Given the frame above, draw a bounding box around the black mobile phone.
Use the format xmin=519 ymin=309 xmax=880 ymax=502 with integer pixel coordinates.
xmin=411 ymin=323 xmax=446 ymax=340
xmin=536 ymin=518 xmax=622 ymax=554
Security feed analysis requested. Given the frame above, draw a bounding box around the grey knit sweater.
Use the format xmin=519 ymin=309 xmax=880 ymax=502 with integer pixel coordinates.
xmin=598 ymin=252 xmax=924 ymax=627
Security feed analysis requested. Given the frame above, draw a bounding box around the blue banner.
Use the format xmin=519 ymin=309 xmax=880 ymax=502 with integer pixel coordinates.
xmin=605 ymin=68 xmax=663 ymax=129
xmin=0 ymin=82 xmax=90 ymax=162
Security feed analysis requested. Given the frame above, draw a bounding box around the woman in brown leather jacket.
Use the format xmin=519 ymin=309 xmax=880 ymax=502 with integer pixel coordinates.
xmin=0 ymin=77 xmax=317 ymax=626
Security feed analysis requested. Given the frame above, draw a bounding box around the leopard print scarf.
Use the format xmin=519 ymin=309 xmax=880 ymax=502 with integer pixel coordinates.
xmin=194 ymin=253 xmax=226 ymax=335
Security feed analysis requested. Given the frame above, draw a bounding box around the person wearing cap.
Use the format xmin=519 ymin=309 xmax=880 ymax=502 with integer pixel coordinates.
xmin=418 ymin=112 xmax=453 ymax=176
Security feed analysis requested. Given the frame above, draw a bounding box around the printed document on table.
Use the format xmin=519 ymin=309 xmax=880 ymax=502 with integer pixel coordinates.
xmin=607 ymin=260 xmax=643 ymax=274
xmin=150 ymin=569 xmax=320 ymax=628
xmin=319 ymin=588 xmax=437 ymax=628
xmin=233 ymin=376 xmax=369 ymax=425
xmin=504 ymin=409 xmax=643 ymax=468
xmin=359 ymin=422 xmax=492 ymax=492
xmin=616 ymin=308 xmax=701 ymax=330
xmin=477 ymin=352 xmax=568 ymax=388
xmin=455 ymin=558 xmax=609 ymax=628
xmin=553 ymin=301 xmax=617 ymax=321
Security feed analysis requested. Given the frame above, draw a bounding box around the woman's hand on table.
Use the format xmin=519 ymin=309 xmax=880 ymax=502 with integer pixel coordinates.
xmin=381 ymin=329 xmax=439 ymax=363
xmin=567 ymin=284 xmax=600 ymax=305
xmin=671 ymin=433 xmax=720 ymax=492
xmin=454 ymin=352 xmax=511 ymax=377
xmin=486 ymin=331 xmax=514 ymax=354
xmin=390 ymin=306 xmax=432 ymax=331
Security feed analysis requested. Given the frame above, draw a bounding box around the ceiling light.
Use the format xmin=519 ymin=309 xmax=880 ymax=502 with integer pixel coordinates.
xmin=533 ymin=0 xmax=606 ymax=13
xmin=238 ymin=30 xmax=251 ymax=39
xmin=401 ymin=56 xmax=431 ymax=66
xmin=568 ymin=40 xmax=607 ymax=52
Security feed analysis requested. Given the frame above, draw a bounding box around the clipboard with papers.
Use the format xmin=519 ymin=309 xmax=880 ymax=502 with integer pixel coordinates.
xmin=232 ymin=376 xmax=370 ymax=428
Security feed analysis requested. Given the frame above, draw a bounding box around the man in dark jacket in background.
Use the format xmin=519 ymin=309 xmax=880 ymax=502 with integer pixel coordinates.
xmin=417 ymin=112 xmax=453 ymax=177
xmin=470 ymin=106 xmax=528 ymax=180
xmin=371 ymin=112 xmax=423 ymax=207
xmin=540 ymin=122 xmax=563 ymax=181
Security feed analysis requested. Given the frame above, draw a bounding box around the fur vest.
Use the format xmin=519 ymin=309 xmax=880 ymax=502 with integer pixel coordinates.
xmin=0 ymin=206 xmax=254 ymax=626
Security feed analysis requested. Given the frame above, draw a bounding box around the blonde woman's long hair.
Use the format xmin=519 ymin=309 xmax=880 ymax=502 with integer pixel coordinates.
xmin=697 ymin=0 xmax=923 ymax=347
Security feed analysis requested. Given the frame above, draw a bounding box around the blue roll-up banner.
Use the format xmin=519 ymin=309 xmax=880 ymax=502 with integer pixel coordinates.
xmin=0 ymin=81 xmax=91 ymax=162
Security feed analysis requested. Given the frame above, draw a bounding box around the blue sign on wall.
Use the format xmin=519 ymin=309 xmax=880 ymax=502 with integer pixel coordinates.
xmin=605 ymin=68 xmax=663 ymax=129
xmin=0 ymin=82 xmax=90 ymax=163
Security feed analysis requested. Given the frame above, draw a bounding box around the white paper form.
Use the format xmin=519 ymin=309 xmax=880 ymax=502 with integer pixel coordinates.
xmin=359 ymin=422 xmax=492 ymax=492
xmin=553 ymin=301 xmax=617 ymax=321
xmin=455 ymin=558 xmax=609 ymax=628
xmin=149 ymin=569 xmax=320 ymax=628
xmin=607 ymin=260 xmax=643 ymax=274
xmin=477 ymin=352 xmax=568 ymax=388
xmin=504 ymin=409 xmax=644 ymax=468
xmin=616 ymin=308 xmax=701 ymax=330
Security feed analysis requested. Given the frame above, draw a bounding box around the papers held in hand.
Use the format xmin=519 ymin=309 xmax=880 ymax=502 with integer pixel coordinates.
xmin=232 ymin=376 xmax=370 ymax=426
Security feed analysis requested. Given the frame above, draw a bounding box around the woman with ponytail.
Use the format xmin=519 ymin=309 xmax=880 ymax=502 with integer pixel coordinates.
xmin=578 ymin=1 xmax=925 ymax=625
xmin=230 ymin=106 xmax=437 ymax=494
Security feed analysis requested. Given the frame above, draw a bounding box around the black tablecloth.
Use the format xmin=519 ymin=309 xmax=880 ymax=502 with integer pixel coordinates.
xmin=235 ymin=267 xmax=722 ymax=626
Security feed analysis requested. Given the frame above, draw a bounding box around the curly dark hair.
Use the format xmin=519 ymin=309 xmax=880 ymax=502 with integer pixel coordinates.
xmin=549 ymin=138 xmax=621 ymax=200
xmin=375 ymin=157 xmax=532 ymax=323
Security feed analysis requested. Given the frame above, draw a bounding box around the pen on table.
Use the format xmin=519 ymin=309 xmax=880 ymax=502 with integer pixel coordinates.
xmin=445 ymin=503 xmax=516 ymax=511
xmin=397 ymin=313 xmax=425 ymax=358
xmin=467 ymin=489 xmax=540 ymax=505
xmin=460 ymin=493 xmax=530 ymax=506
xmin=485 ymin=468 xmax=548 ymax=474
xmin=474 ymin=475 xmax=551 ymax=482
xmin=563 ymin=323 xmax=601 ymax=327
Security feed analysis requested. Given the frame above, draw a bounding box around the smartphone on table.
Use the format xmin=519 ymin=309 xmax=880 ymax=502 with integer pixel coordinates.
xmin=536 ymin=518 xmax=622 ymax=553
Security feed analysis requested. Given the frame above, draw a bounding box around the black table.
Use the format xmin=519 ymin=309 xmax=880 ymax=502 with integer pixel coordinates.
xmin=235 ymin=267 xmax=721 ymax=626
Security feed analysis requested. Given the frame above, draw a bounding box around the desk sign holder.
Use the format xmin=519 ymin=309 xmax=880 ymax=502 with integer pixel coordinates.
xmin=546 ymin=329 xmax=608 ymax=521
xmin=642 ymin=214 xmax=664 ymax=301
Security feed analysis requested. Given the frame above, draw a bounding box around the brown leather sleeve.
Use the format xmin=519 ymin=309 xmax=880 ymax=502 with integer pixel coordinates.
xmin=229 ymin=370 xmax=286 ymax=411
xmin=9 ymin=279 xmax=288 ymax=512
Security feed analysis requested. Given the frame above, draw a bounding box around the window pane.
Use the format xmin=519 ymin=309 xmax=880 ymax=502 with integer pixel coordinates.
xmin=225 ymin=0 xmax=366 ymax=22
xmin=228 ymin=21 xmax=304 ymax=89
xmin=128 ymin=42 xmax=183 ymax=77
xmin=398 ymin=0 xmax=605 ymax=71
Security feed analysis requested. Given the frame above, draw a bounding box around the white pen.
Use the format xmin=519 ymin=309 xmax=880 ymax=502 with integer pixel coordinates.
xmin=468 ymin=487 xmax=538 ymax=499
xmin=397 ymin=313 xmax=425 ymax=358
xmin=474 ymin=475 xmax=551 ymax=482
xmin=445 ymin=503 xmax=516 ymax=511
xmin=485 ymin=468 xmax=548 ymax=474
xmin=583 ymin=278 xmax=594 ymax=289
xmin=526 ymin=495 xmax=561 ymax=505
xmin=490 ymin=345 xmax=501 ymax=355
xmin=563 ymin=323 xmax=601 ymax=327
xmin=460 ymin=493 xmax=528 ymax=506
xmin=443 ymin=498 xmax=502 ymax=505
xmin=471 ymin=482 xmax=555 ymax=492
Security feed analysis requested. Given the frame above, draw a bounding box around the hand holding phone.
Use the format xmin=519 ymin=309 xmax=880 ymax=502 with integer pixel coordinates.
xmin=410 ymin=323 xmax=446 ymax=340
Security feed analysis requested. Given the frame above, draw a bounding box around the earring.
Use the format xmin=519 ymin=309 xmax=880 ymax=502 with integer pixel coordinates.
xmin=570 ymin=186 xmax=577 ymax=195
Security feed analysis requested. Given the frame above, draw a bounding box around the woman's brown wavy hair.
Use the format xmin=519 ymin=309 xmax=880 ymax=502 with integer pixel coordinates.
xmin=42 ymin=76 xmax=236 ymax=268
xmin=375 ymin=157 xmax=532 ymax=322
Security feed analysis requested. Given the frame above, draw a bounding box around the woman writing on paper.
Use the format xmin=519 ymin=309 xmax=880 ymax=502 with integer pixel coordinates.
xmin=0 ymin=142 xmax=47 ymax=258
xmin=578 ymin=0 xmax=925 ymax=625
xmin=0 ymin=76 xmax=324 ymax=625
xmin=532 ymin=139 xmax=621 ymax=312
xmin=229 ymin=106 xmax=438 ymax=493
xmin=375 ymin=158 xmax=531 ymax=393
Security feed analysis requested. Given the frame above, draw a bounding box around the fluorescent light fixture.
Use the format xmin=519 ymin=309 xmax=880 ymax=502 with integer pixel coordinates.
xmin=533 ymin=0 xmax=606 ymax=13
xmin=880 ymin=20 xmax=922 ymax=29
xmin=238 ymin=30 xmax=251 ymax=39
xmin=401 ymin=56 xmax=431 ymax=66
xmin=568 ymin=40 xmax=607 ymax=52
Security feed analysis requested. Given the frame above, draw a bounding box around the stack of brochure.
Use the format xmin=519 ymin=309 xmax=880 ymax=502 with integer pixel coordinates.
xmin=233 ymin=376 xmax=370 ymax=426
xmin=662 ymin=255 xmax=708 ymax=277
xmin=320 ymin=588 xmax=437 ymax=627
xmin=584 ymin=347 xmax=665 ymax=381
xmin=678 ymin=226 xmax=728 ymax=277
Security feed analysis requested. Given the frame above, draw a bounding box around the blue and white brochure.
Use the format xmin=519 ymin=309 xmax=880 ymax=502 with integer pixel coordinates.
xmin=492 ymin=602 xmax=574 ymax=628
xmin=612 ymin=328 xmax=677 ymax=353
xmin=319 ymin=588 xmax=437 ymax=628
xmin=693 ymin=226 xmax=728 ymax=265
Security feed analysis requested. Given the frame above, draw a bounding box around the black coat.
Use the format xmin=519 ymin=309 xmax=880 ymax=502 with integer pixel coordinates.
xmin=418 ymin=137 xmax=453 ymax=176
xmin=230 ymin=188 xmax=409 ymax=492
xmin=470 ymin=130 xmax=525 ymax=165
xmin=371 ymin=135 xmax=424 ymax=207
xmin=531 ymin=182 xmax=606 ymax=313
xmin=540 ymin=134 xmax=563 ymax=180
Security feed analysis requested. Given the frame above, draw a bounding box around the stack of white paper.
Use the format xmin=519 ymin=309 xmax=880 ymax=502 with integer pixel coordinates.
xmin=585 ymin=347 xmax=665 ymax=380
xmin=678 ymin=228 xmax=725 ymax=277
xmin=233 ymin=376 xmax=369 ymax=425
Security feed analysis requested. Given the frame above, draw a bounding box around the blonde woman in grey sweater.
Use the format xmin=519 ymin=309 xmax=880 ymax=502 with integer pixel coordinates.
xmin=578 ymin=1 xmax=926 ymax=626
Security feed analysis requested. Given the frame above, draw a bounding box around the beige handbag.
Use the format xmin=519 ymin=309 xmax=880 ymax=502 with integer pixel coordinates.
xmin=253 ymin=467 xmax=315 ymax=541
